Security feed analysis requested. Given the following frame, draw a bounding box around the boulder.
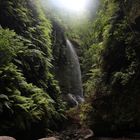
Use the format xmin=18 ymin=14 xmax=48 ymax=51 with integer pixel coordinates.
xmin=38 ymin=137 xmax=59 ymax=140
xmin=0 ymin=136 xmax=16 ymax=140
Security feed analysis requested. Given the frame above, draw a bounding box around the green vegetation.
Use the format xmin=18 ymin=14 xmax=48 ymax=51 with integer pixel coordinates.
xmin=0 ymin=0 xmax=65 ymax=139
xmin=53 ymin=0 xmax=140 ymax=136
xmin=79 ymin=0 xmax=140 ymax=136
xmin=0 ymin=0 xmax=140 ymax=139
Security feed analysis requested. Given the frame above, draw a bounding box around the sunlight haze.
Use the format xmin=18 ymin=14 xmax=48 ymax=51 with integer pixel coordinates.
xmin=51 ymin=0 xmax=88 ymax=13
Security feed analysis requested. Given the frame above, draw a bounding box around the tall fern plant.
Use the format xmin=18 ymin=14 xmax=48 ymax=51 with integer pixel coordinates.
xmin=0 ymin=28 xmax=63 ymax=136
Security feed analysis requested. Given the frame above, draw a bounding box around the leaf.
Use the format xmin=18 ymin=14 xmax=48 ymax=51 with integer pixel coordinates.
xmin=14 ymin=58 xmax=23 ymax=65
xmin=0 ymin=94 xmax=9 ymax=101
xmin=4 ymin=101 xmax=11 ymax=110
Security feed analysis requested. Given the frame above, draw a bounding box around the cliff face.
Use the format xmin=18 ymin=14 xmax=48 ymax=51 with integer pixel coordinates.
xmin=0 ymin=0 xmax=65 ymax=139
xmin=89 ymin=0 xmax=140 ymax=136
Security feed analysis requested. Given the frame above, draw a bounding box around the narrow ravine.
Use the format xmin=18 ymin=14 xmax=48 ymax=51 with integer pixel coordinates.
xmin=0 ymin=0 xmax=140 ymax=140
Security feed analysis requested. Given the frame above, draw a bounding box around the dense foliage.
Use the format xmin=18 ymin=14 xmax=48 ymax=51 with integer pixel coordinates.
xmin=0 ymin=0 xmax=65 ymax=139
xmin=80 ymin=0 xmax=140 ymax=136
xmin=0 ymin=0 xmax=140 ymax=139
xmin=39 ymin=0 xmax=140 ymax=136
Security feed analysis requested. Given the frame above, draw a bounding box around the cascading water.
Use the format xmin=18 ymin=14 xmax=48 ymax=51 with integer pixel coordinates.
xmin=54 ymin=37 xmax=84 ymax=107
xmin=65 ymin=39 xmax=84 ymax=103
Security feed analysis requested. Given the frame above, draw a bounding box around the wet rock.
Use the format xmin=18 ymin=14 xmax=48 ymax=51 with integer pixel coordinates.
xmin=0 ymin=136 xmax=16 ymax=140
xmin=38 ymin=137 xmax=59 ymax=140
xmin=77 ymin=128 xmax=94 ymax=140
xmin=84 ymin=129 xmax=94 ymax=139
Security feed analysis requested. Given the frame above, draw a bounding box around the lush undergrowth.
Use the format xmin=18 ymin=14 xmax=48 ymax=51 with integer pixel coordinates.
xmin=79 ymin=0 xmax=140 ymax=136
xmin=0 ymin=0 xmax=65 ymax=139
xmin=56 ymin=0 xmax=140 ymax=136
xmin=0 ymin=0 xmax=140 ymax=139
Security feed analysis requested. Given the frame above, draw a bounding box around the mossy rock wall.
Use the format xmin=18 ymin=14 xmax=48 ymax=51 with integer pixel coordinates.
xmin=89 ymin=0 xmax=140 ymax=136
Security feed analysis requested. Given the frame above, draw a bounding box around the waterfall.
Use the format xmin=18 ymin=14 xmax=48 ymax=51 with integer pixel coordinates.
xmin=54 ymin=38 xmax=84 ymax=106
xmin=65 ymin=39 xmax=84 ymax=104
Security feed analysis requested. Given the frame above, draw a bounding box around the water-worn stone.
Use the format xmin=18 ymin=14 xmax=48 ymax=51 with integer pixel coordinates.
xmin=38 ymin=137 xmax=59 ymax=140
xmin=0 ymin=136 xmax=16 ymax=140
xmin=84 ymin=129 xmax=94 ymax=139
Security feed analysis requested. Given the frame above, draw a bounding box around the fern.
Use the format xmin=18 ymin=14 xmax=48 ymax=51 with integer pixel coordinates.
xmin=0 ymin=28 xmax=24 ymax=66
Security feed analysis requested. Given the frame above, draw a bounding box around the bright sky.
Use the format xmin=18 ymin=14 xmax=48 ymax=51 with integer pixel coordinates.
xmin=51 ymin=0 xmax=88 ymax=13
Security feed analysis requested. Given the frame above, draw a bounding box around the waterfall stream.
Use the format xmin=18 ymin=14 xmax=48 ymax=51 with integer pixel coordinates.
xmin=55 ymin=38 xmax=84 ymax=106
xmin=65 ymin=39 xmax=84 ymax=104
